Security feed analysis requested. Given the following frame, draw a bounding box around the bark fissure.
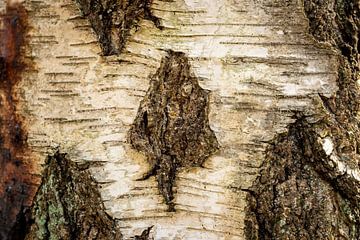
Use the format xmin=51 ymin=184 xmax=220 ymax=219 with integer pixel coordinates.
xmin=128 ymin=50 xmax=219 ymax=211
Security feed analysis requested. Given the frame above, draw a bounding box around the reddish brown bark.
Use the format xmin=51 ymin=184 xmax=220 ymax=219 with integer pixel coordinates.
xmin=0 ymin=3 xmax=38 ymax=239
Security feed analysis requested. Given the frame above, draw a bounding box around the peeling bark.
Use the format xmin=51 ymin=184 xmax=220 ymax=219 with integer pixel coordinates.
xmin=128 ymin=50 xmax=219 ymax=211
xmin=133 ymin=226 xmax=153 ymax=240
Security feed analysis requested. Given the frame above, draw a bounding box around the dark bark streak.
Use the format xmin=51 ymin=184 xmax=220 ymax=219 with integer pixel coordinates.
xmin=0 ymin=3 xmax=37 ymax=240
xmin=74 ymin=0 xmax=162 ymax=56
xmin=128 ymin=50 xmax=219 ymax=211
xmin=246 ymin=0 xmax=360 ymax=239
xmin=134 ymin=226 xmax=153 ymax=240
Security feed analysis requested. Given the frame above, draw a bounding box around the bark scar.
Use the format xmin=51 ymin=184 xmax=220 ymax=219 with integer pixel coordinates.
xmin=74 ymin=0 xmax=163 ymax=56
xmin=128 ymin=50 xmax=219 ymax=211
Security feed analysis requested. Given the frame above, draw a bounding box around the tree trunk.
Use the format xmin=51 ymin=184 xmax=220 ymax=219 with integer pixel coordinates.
xmin=0 ymin=0 xmax=358 ymax=239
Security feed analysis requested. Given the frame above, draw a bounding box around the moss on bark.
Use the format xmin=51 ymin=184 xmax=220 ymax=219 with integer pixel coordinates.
xmin=24 ymin=152 xmax=122 ymax=240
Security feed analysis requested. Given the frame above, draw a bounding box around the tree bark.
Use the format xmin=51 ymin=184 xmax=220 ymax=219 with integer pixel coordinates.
xmin=0 ymin=0 xmax=358 ymax=239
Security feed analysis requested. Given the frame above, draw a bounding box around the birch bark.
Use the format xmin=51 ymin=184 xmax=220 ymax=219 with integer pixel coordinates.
xmin=0 ymin=0 xmax=358 ymax=239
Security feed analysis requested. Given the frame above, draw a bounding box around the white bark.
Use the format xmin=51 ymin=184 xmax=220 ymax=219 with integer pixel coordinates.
xmin=1 ymin=0 xmax=340 ymax=239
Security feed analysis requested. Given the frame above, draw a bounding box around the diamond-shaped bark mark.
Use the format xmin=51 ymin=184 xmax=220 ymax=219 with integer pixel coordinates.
xmin=74 ymin=0 xmax=162 ymax=55
xmin=129 ymin=50 xmax=219 ymax=211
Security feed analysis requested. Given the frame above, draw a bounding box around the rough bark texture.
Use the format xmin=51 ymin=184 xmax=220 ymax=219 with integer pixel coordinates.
xmin=245 ymin=0 xmax=360 ymax=239
xmin=128 ymin=50 xmax=219 ymax=211
xmin=24 ymin=151 xmax=122 ymax=240
xmin=0 ymin=0 xmax=356 ymax=239
xmin=245 ymin=117 xmax=360 ymax=239
xmin=74 ymin=0 xmax=162 ymax=55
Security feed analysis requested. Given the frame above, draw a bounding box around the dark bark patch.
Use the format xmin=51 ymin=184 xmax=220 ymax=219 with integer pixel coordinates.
xmin=74 ymin=0 xmax=162 ymax=56
xmin=245 ymin=1 xmax=360 ymax=239
xmin=245 ymin=117 xmax=360 ymax=240
xmin=133 ymin=226 xmax=153 ymax=240
xmin=304 ymin=0 xmax=359 ymax=121
xmin=0 ymin=3 xmax=38 ymax=240
xmin=128 ymin=50 xmax=219 ymax=211
xmin=24 ymin=151 xmax=122 ymax=240
xmin=303 ymin=0 xmax=360 ymax=200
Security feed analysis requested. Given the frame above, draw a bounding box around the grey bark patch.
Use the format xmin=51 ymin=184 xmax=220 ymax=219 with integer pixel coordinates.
xmin=128 ymin=50 xmax=219 ymax=211
xmin=74 ymin=0 xmax=162 ymax=55
xmin=23 ymin=151 xmax=122 ymax=240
